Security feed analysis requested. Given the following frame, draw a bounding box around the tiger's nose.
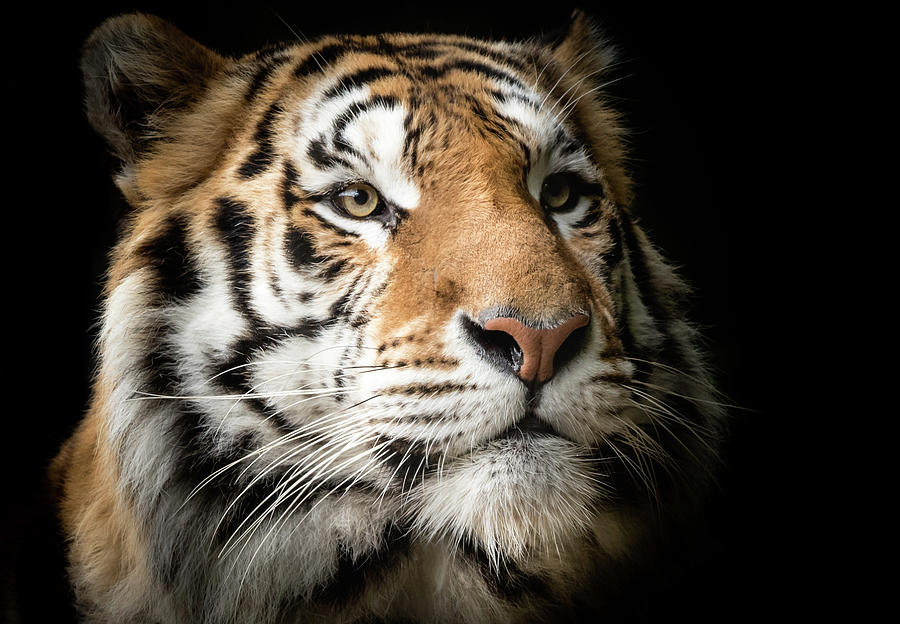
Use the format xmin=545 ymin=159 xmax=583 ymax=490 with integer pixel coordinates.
xmin=484 ymin=315 xmax=590 ymax=383
xmin=465 ymin=313 xmax=590 ymax=384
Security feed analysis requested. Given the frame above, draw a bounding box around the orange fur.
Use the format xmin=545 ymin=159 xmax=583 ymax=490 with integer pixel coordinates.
xmin=52 ymin=383 xmax=152 ymax=616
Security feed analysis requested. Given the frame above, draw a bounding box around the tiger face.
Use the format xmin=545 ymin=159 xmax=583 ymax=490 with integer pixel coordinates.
xmin=54 ymin=11 xmax=725 ymax=623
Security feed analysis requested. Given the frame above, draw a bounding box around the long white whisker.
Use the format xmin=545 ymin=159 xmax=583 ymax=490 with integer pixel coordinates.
xmin=624 ymin=387 xmax=722 ymax=474
xmin=537 ymin=48 xmax=593 ymax=113
xmin=215 ymin=394 xmax=385 ymax=556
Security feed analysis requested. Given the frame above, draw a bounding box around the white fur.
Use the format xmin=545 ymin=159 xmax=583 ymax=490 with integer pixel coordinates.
xmin=409 ymin=435 xmax=605 ymax=565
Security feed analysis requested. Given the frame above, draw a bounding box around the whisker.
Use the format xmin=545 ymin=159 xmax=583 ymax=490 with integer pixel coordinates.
xmin=623 ymin=387 xmax=724 ymax=477
xmin=230 ymin=421 xmax=398 ymax=564
xmin=623 ymin=357 xmax=720 ymax=392
xmin=554 ymin=73 xmax=635 ymax=125
xmin=629 ymin=378 xmax=755 ymax=413
xmin=213 ymin=394 xmax=386 ymax=555
xmin=184 ymin=394 xmax=383 ymax=518
xmin=130 ymin=385 xmax=365 ymax=402
xmin=537 ymin=48 xmax=593 ymax=113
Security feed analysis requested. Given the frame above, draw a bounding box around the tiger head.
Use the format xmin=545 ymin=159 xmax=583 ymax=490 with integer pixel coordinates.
xmin=58 ymin=11 xmax=725 ymax=623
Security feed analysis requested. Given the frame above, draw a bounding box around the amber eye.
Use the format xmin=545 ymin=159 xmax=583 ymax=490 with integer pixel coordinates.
xmin=336 ymin=183 xmax=381 ymax=218
xmin=540 ymin=173 xmax=578 ymax=212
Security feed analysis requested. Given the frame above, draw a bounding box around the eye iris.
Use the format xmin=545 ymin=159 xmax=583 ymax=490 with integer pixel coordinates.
xmin=542 ymin=175 xmax=571 ymax=209
xmin=339 ymin=183 xmax=380 ymax=217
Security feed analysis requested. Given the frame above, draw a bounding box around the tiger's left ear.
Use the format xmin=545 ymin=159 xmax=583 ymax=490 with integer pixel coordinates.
xmin=542 ymin=9 xmax=618 ymax=79
xmin=539 ymin=10 xmax=632 ymax=204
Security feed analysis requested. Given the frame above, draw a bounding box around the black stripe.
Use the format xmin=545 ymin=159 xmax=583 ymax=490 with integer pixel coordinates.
xmin=573 ymin=200 xmax=604 ymax=230
xmin=328 ymin=289 xmax=354 ymax=320
xmin=597 ymin=213 xmax=623 ymax=269
xmin=139 ymin=319 xmax=181 ymax=400
xmin=302 ymin=207 xmax=356 ymax=238
xmin=381 ymin=382 xmax=477 ymax=396
xmin=373 ymin=411 xmax=453 ymax=424
xmin=281 ymin=160 xmax=301 ymax=210
xmin=552 ymin=128 xmax=585 ymax=158
xmin=491 ymin=87 xmax=539 ymax=110
xmin=213 ymin=197 xmax=342 ymax=431
xmin=317 ymin=258 xmax=348 ymax=281
xmin=619 ymin=211 xmax=675 ymax=326
xmin=332 ymin=95 xmax=400 ymax=139
xmin=373 ymin=34 xmax=403 ymax=56
xmin=322 ymin=66 xmax=396 ymax=100
xmin=420 ymin=59 xmax=528 ymax=93
xmin=213 ymin=196 xmax=255 ymax=311
xmin=329 ymin=137 xmax=367 ymax=163
xmin=443 ymin=39 xmax=529 ymax=73
xmin=330 ymin=347 xmax=351 ymax=405
xmin=306 ymin=137 xmax=351 ymax=171
xmin=312 ymin=523 xmax=410 ymax=605
xmin=245 ymin=43 xmax=294 ymax=101
xmin=458 ymin=539 xmax=550 ymax=601
xmin=214 ymin=325 xmax=325 ymax=386
xmin=213 ymin=334 xmax=291 ymax=433
xmin=218 ymin=321 xmax=333 ymax=385
xmin=284 ymin=224 xmax=329 ymax=269
xmin=211 ymin=319 xmax=336 ymax=432
xmin=332 ymin=367 xmax=346 ymax=390
xmin=237 ymin=102 xmax=282 ymax=179
xmin=138 ymin=214 xmax=202 ymax=301
xmin=378 ymin=437 xmax=431 ymax=485
xmin=408 ymin=38 xmax=529 ymax=72
xmin=293 ymin=42 xmax=347 ymax=78
xmin=445 ymin=60 xmax=527 ymax=91
xmin=349 ymin=313 xmax=371 ymax=330
xmin=402 ymin=121 xmax=423 ymax=170
xmin=396 ymin=42 xmax=443 ymax=61
xmin=293 ymin=38 xmax=429 ymax=81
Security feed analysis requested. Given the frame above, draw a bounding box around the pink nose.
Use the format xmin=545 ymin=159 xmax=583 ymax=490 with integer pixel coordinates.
xmin=484 ymin=314 xmax=590 ymax=383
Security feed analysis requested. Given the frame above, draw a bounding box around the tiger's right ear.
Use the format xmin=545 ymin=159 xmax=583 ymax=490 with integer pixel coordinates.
xmin=81 ymin=14 xmax=226 ymax=181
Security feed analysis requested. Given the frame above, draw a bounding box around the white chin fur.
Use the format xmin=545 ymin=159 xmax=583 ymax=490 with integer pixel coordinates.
xmin=408 ymin=435 xmax=605 ymax=564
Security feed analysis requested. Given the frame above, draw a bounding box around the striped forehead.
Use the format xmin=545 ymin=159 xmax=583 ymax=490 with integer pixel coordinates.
xmin=295 ymin=82 xmax=420 ymax=210
xmin=291 ymin=38 xmax=595 ymax=200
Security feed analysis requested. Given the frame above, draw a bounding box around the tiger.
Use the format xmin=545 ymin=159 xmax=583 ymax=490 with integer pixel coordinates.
xmin=50 ymin=10 xmax=726 ymax=623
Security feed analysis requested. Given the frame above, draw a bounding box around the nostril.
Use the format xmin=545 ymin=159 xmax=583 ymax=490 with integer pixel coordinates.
xmin=552 ymin=322 xmax=589 ymax=378
xmin=460 ymin=316 xmax=524 ymax=374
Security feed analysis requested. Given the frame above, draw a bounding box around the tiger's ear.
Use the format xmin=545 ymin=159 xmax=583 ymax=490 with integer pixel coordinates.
xmin=81 ymin=14 xmax=226 ymax=179
xmin=540 ymin=10 xmax=632 ymax=204
xmin=543 ymin=9 xmax=617 ymax=78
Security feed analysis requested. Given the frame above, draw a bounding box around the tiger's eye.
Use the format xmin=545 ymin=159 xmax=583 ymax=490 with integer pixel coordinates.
xmin=337 ymin=183 xmax=381 ymax=217
xmin=541 ymin=174 xmax=573 ymax=211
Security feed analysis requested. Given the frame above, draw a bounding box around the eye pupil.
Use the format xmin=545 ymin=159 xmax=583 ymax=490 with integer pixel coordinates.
xmin=353 ymin=189 xmax=369 ymax=205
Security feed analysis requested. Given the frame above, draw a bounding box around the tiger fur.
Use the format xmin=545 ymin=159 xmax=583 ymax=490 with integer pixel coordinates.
xmin=51 ymin=11 xmax=725 ymax=623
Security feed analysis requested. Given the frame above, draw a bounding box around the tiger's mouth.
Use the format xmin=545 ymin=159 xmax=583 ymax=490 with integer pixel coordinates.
xmin=492 ymin=412 xmax=564 ymax=441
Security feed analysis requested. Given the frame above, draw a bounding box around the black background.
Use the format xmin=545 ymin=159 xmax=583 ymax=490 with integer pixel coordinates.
xmin=4 ymin=2 xmax=826 ymax=622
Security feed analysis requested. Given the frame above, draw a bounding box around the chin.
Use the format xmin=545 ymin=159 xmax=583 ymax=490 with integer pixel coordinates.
xmin=407 ymin=432 xmax=612 ymax=562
